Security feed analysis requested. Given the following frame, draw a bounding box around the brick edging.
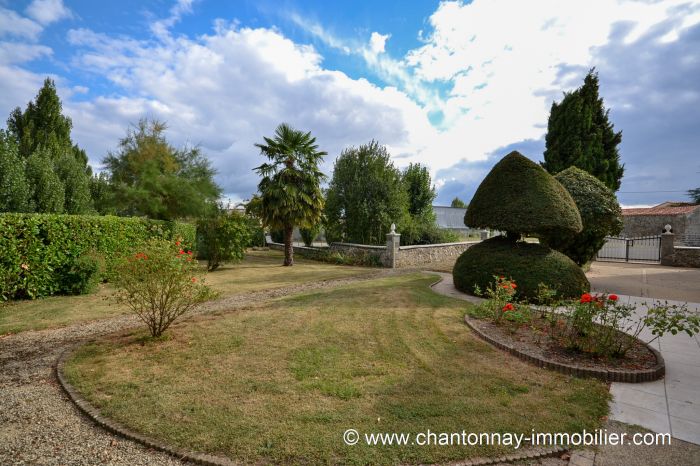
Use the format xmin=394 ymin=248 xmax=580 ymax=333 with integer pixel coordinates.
xmin=463 ymin=316 xmax=665 ymax=383
xmin=56 ymin=344 xmax=571 ymax=465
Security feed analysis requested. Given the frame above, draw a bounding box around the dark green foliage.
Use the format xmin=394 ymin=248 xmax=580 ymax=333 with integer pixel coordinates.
xmin=0 ymin=131 xmax=31 ymax=212
xmin=245 ymin=217 xmax=267 ymax=248
xmin=0 ymin=213 xmax=195 ymax=300
xmin=270 ymin=229 xmax=284 ymax=244
xmin=300 ymin=224 xmax=321 ymax=247
xmin=325 ymin=141 xmax=409 ymax=245
xmin=254 ymin=123 xmax=327 ymax=266
xmin=452 ymin=237 xmax=590 ymax=301
xmin=25 ymin=149 xmax=65 ymax=213
xmin=6 ymin=78 xmax=95 ymax=213
xmin=401 ymin=221 xmax=460 ymax=245
xmin=542 ymin=167 xmax=623 ymax=266
xmin=60 ymin=254 xmax=104 ymax=295
xmin=689 ymin=188 xmax=700 ymax=203
xmin=90 ymin=173 xmax=116 ymax=215
xmin=103 ymin=119 xmax=221 ymax=220
xmin=55 ymin=152 xmax=93 ymax=214
xmin=450 ymin=197 xmax=468 ymax=208
xmin=402 ymin=163 xmax=435 ymax=217
xmin=542 ymin=69 xmax=624 ymax=191
xmin=465 ymin=151 xmax=582 ymax=238
xmin=196 ymin=209 xmax=251 ymax=271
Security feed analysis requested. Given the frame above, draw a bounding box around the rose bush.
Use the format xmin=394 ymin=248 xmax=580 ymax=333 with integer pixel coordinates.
xmin=112 ymin=238 xmax=215 ymax=337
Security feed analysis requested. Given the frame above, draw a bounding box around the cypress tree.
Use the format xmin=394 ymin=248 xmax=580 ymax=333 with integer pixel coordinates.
xmin=542 ymin=69 xmax=624 ymax=191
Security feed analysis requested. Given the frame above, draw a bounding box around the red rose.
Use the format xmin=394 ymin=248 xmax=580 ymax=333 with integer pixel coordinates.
xmin=609 ymin=294 xmax=618 ymax=301
xmin=503 ymin=303 xmax=514 ymax=311
xmin=580 ymin=293 xmax=593 ymax=303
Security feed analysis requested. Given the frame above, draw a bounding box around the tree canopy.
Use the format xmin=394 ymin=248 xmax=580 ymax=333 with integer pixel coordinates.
xmin=689 ymin=188 xmax=700 ymax=204
xmin=542 ymin=69 xmax=624 ymax=191
xmin=1 ymin=78 xmax=93 ymax=214
xmin=254 ymin=123 xmax=326 ymax=266
xmin=402 ymin=163 xmax=435 ymax=218
xmin=450 ymin=197 xmax=468 ymax=209
xmin=324 ymin=141 xmax=409 ymax=245
xmin=103 ymin=119 xmax=221 ymax=220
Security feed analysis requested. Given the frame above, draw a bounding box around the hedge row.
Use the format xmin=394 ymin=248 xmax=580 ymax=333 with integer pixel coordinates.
xmin=0 ymin=213 xmax=196 ymax=300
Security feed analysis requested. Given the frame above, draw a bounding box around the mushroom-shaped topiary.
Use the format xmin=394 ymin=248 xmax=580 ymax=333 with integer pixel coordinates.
xmin=541 ymin=166 xmax=623 ymax=266
xmin=465 ymin=151 xmax=582 ymax=240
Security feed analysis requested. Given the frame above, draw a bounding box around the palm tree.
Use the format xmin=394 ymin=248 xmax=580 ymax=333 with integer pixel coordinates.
xmin=254 ymin=123 xmax=327 ymax=266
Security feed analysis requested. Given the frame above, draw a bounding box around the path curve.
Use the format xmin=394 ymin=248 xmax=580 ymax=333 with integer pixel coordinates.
xmin=0 ymin=271 xmax=392 ymax=465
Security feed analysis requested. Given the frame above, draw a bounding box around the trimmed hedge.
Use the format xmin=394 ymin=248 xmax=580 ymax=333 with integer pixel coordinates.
xmin=465 ymin=151 xmax=582 ymax=237
xmin=0 ymin=213 xmax=195 ymax=300
xmin=542 ymin=167 xmax=623 ymax=265
xmin=452 ymin=236 xmax=590 ymax=301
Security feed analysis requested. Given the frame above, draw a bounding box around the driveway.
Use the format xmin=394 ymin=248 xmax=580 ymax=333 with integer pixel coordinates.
xmin=587 ymin=261 xmax=700 ymax=303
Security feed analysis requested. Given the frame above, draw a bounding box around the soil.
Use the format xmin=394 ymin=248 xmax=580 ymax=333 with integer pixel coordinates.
xmin=468 ymin=315 xmax=659 ymax=371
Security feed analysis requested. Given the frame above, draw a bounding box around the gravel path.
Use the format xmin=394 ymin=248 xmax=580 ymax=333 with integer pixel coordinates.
xmin=0 ymin=271 xmax=391 ymax=465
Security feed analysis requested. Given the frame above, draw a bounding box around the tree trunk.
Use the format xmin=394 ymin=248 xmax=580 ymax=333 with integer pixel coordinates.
xmin=283 ymin=224 xmax=294 ymax=266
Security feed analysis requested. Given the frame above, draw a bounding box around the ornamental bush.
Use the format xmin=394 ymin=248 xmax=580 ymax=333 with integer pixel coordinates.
xmin=453 ymin=236 xmax=589 ymax=301
xmin=541 ymin=167 xmax=623 ymax=265
xmin=112 ymin=239 xmax=214 ymax=337
xmin=0 ymin=213 xmax=195 ymax=300
xmin=196 ymin=210 xmax=251 ymax=271
xmin=465 ymin=151 xmax=582 ymax=238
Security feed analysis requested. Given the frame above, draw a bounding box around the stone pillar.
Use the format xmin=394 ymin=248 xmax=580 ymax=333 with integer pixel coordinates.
xmin=660 ymin=224 xmax=675 ymax=266
xmin=386 ymin=223 xmax=401 ymax=268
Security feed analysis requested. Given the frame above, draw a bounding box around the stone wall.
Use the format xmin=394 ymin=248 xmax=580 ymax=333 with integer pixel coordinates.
xmin=395 ymin=242 xmax=478 ymax=268
xmin=668 ymin=247 xmax=700 ymax=268
xmin=622 ymin=215 xmax=688 ymax=237
xmin=267 ymin=239 xmax=479 ymax=268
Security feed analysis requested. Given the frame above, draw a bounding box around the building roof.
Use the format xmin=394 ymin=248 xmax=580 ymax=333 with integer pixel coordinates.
xmin=622 ymin=202 xmax=700 ymax=217
xmin=434 ymin=205 xmax=468 ymax=228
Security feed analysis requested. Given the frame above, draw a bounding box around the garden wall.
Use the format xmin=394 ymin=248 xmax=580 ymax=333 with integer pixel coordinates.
xmin=668 ymin=246 xmax=700 ymax=268
xmin=267 ymin=239 xmax=479 ymax=269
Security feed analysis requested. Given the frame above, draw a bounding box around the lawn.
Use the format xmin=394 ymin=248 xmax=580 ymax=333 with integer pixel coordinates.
xmin=64 ymin=273 xmax=609 ymax=465
xmin=0 ymin=250 xmax=372 ymax=335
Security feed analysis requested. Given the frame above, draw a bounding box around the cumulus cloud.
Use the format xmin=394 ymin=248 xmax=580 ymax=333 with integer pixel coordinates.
xmin=0 ymin=7 xmax=43 ymax=40
xmin=25 ymin=0 xmax=72 ymax=26
xmin=369 ymin=32 xmax=389 ymax=55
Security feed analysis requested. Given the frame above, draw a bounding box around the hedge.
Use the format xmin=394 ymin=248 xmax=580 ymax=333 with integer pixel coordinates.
xmin=465 ymin=151 xmax=582 ymax=237
xmin=0 ymin=213 xmax=195 ymax=300
xmin=452 ymin=236 xmax=590 ymax=301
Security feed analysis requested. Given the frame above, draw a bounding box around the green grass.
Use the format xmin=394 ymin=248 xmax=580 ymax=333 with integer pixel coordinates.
xmin=65 ymin=273 xmax=610 ymax=465
xmin=0 ymin=249 xmax=372 ymax=335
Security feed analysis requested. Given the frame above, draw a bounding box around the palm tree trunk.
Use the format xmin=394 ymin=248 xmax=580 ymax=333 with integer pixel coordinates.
xmin=283 ymin=225 xmax=294 ymax=266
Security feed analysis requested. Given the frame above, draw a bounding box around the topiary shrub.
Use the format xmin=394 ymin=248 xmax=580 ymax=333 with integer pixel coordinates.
xmin=465 ymin=151 xmax=582 ymax=239
xmin=541 ymin=167 xmax=623 ymax=266
xmin=453 ymin=236 xmax=589 ymax=301
xmin=300 ymin=224 xmax=321 ymax=247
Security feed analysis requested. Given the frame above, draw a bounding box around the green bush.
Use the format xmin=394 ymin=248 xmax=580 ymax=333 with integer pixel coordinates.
xmin=300 ymin=224 xmax=321 ymax=247
xmin=542 ymin=167 xmax=623 ymax=265
xmin=452 ymin=236 xmax=589 ymax=301
xmin=401 ymin=220 xmax=461 ymax=245
xmin=245 ymin=216 xmax=266 ymax=248
xmin=60 ymin=254 xmax=104 ymax=295
xmin=0 ymin=213 xmax=195 ymax=300
xmin=465 ymin=151 xmax=582 ymax=238
xmin=270 ymin=229 xmax=284 ymax=244
xmin=196 ymin=211 xmax=251 ymax=271
xmin=112 ymin=239 xmax=214 ymax=337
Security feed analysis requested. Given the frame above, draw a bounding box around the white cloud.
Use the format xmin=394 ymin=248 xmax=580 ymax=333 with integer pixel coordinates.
xmin=0 ymin=7 xmax=43 ymax=40
xmin=25 ymin=0 xmax=72 ymax=26
xmin=369 ymin=32 xmax=389 ymax=55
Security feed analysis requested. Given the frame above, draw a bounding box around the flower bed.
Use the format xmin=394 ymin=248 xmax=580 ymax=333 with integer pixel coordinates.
xmin=465 ymin=276 xmax=699 ymax=382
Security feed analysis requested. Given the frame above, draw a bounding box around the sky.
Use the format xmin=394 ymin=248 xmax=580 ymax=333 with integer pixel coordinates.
xmin=1 ymin=0 xmax=699 ymax=208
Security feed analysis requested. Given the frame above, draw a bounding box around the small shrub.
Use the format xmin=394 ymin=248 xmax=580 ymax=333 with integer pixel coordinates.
xmin=453 ymin=236 xmax=589 ymax=301
xmin=246 ymin=216 xmax=266 ymax=247
xmin=300 ymin=224 xmax=321 ymax=247
xmin=60 ymin=253 xmax=104 ymax=295
xmin=112 ymin=239 xmax=215 ymax=337
xmin=196 ymin=210 xmax=251 ymax=271
xmin=270 ymin=229 xmax=284 ymax=244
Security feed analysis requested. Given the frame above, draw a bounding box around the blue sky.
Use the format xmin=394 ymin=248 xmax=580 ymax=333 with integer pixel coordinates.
xmin=2 ymin=0 xmax=700 ymax=207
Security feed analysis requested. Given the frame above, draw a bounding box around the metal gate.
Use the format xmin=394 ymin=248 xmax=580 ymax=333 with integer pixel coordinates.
xmin=596 ymin=235 xmax=661 ymax=263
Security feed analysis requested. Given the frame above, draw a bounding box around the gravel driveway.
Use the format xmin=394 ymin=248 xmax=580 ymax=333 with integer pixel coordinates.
xmin=0 ymin=272 xmax=389 ymax=465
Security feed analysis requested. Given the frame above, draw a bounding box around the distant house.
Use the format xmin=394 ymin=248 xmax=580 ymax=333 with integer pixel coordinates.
xmin=434 ymin=205 xmax=469 ymax=233
xmin=622 ymin=202 xmax=700 ymax=239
